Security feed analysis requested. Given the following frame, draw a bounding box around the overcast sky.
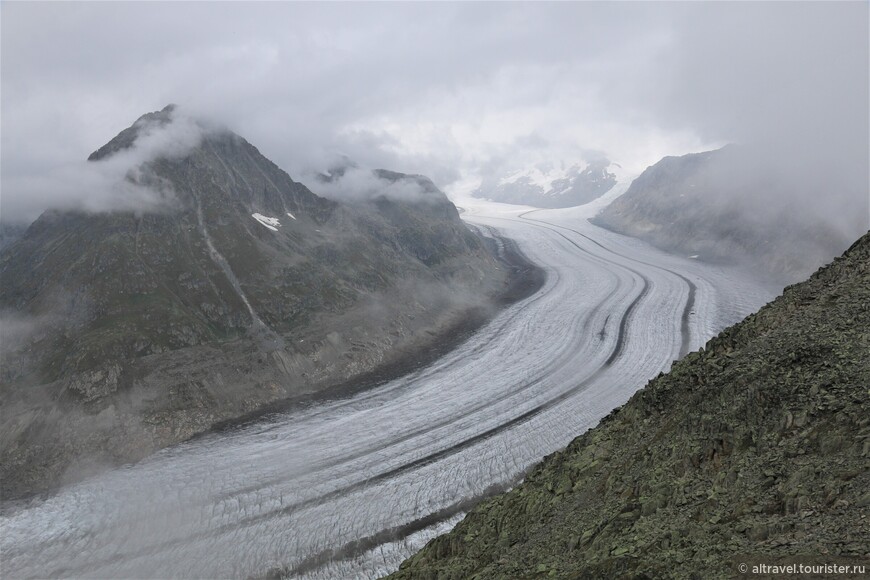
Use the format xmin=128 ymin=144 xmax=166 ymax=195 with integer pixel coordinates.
xmin=1 ymin=1 xmax=868 ymax=223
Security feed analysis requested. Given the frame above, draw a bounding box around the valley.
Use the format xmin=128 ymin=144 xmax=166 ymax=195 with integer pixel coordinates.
xmin=0 ymin=200 xmax=774 ymax=579
xmin=0 ymin=108 xmax=507 ymax=500
xmin=2 ymin=4 xmax=866 ymax=579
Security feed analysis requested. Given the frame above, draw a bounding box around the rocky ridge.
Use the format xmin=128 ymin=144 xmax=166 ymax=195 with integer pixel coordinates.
xmin=390 ymin=230 xmax=870 ymax=579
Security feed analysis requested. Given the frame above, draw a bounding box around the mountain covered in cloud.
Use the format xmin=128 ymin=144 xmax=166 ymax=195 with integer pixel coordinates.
xmin=472 ymin=160 xmax=621 ymax=208
xmin=592 ymin=146 xmax=869 ymax=283
xmin=0 ymin=105 xmax=512 ymax=499
xmin=305 ymin=157 xmax=451 ymax=206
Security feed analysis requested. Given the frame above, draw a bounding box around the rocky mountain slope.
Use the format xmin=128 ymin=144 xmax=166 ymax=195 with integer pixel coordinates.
xmin=0 ymin=223 xmax=28 ymax=253
xmin=390 ymin=230 xmax=870 ymax=579
xmin=592 ymin=146 xmax=867 ymax=283
xmin=473 ymin=160 xmax=619 ymax=208
xmin=0 ymin=105 xmax=516 ymax=499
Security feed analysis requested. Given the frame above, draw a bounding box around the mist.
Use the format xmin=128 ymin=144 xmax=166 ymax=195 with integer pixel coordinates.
xmin=643 ymin=3 xmax=869 ymax=238
xmin=310 ymin=166 xmax=439 ymax=205
xmin=1 ymin=5 xmax=867 ymax=578
xmin=2 ymin=2 xmax=867 ymax=234
xmin=1 ymin=107 xmax=207 ymax=223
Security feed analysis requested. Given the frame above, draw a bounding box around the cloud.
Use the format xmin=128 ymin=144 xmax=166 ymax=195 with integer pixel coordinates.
xmin=1 ymin=2 xmax=867 ymax=228
xmin=112 ymin=108 xmax=206 ymax=163
xmin=639 ymin=3 xmax=869 ymax=219
xmin=310 ymin=167 xmax=437 ymax=205
xmin=1 ymin=107 xmax=206 ymax=222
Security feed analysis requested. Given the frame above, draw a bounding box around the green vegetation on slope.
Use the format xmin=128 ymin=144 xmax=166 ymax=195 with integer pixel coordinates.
xmin=390 ymin=231 xmax=870 ymax=579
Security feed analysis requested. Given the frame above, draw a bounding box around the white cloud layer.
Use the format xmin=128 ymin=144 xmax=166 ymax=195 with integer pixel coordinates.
xmin=1 ymin=107 xmax=205 ymax=221
xmin=1 ymin=2 xmax=867 ymax=224
xmin=313 ymin=167 xmax=435 ymax=205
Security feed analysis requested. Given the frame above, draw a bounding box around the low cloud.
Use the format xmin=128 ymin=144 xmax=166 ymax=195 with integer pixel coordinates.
xmin=310 ymin=166 xmax=438 ymax=205
xmin=1 ymin=3 xmax=866 ymax=235
xmin=0 ymin=311 xmax=52 ymax=356
xmin=1 ymin=108 xmax=205 ymax=224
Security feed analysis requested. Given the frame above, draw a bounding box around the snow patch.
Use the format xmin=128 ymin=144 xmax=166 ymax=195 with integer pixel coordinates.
xmin=252 ymin=213 xmax=281 ymax=231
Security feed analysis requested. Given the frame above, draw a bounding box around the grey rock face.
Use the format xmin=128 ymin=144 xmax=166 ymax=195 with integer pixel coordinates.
xmin=0 ymin=106 xmax=508 ymax=499
xmin=0 ymin=223 xmax=28 ymax=252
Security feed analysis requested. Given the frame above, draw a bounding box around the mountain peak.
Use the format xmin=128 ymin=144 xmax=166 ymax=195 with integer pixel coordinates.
xmin=87 ymin=104 xmax=184 ymax=162
xmin=473 ymin=159 xmax=619 ymax=208
xmin=0 ymin=105 xmax=505 ymax=502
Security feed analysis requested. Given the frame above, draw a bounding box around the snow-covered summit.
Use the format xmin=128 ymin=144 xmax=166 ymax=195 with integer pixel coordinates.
xmin=474 ymin=159 xmax=623 ymax=208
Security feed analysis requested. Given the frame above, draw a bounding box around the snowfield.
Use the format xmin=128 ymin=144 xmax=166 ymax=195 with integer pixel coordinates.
xmin=252 ymin=212 xmax=282 ymax=230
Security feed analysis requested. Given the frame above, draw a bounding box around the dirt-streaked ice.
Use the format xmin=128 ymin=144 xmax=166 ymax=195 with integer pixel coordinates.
xmin=0 ymin=200 xmax=774 ymax=579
